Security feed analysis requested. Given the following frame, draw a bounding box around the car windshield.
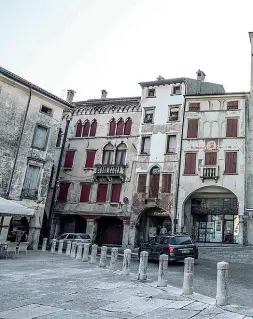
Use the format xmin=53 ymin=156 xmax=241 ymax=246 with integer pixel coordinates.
xmin=77 ymin=234 xmax=90 ymax=239
xmin=170 ymin=236 xmax=192 ymax=245
xmin=57 ymin=234 xmax=67 ymax=240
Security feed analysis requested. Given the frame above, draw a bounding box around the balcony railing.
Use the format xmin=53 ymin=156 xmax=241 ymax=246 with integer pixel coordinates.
xmin=200 ymin=166 xmax=219 ymax=182
xmin=94 ymin=164 xmax=126 ymax=180
xmin=21 ymin=188 xmax=38 ymax=200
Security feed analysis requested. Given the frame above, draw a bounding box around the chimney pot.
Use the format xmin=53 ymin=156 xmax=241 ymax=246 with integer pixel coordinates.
xmin=66 ymin=90 xmax=75 ymax=103
xmin=196 ymin=70 xmax=206 ymax=82
xmin=101 ymin=89 xmax=108 ymax=99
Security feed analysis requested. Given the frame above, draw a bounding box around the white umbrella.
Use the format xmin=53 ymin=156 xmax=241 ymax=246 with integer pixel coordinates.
xmin=0 ymin=197 xmax=34 ymax=216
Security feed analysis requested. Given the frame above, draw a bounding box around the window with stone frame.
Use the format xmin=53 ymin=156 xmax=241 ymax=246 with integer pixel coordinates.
xmin=140 ymin=136 xmax=151 ymax=154
xmin=144 ymin=108 xmax=155 ymax=123
xmin=147 ymin=88 xmax=155 ymax=97
xmin=32 ymin=124 xmax=49 ymax=150
xmin=168 ymin=106 xmax=179 ymax=121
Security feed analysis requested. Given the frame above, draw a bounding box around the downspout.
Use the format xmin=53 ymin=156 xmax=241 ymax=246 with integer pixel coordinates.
xmin=6 ymin=86 xmax=32 ymax=199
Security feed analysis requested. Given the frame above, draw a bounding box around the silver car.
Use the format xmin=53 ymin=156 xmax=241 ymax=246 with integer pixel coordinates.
xmin=55 ymin=233 xmax=91 ymax=249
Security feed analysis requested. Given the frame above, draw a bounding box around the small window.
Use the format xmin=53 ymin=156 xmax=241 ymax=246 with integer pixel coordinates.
xmin=109 ymin=118 xmax=116 ymax=136
xmin=205 ymin=152 xmax=217 ymax=165
xmin=141 ymin=136 xmax=151 ymax=154
xmin=102 ymin=143 xmax=114 ymax=165
xmin=110 ymin=184 xmax=122 ymax=203
xmin=32 ymin=124 xmax=49 ymax=150
xmin=187 ymin=119 xmax=199 ymax=138
xmin=137 ymin=174 xmax=147 ymax=193
xmin=89 ymin=120 xmax=97 ymax=136
xmin=166 ymin=135 xmax=177 ymax=153
xmin=58 ymin=183 xmax=70 ymax=201
xmin=144 ymin=109 xmax=154 ymax=123
xmin=80 ymin=183 xmax=91 ymax=202
xmin=147 ymin=89 xmax=155 ymax=97
xmin=22 ymin=165 xmax=40 ymax=199
xmin=189 ymin=103 xmax=200 ymax=111
xmin=173 ymin=86 xmax=181 ymax=95
xmin=227 ymin=101 xmax=238 ymax=110
xmin=224 ymin=152 xmax=237 ymax=174
xmin=85 ymin=150 xmax=96 ymax=168
xmin=97 ymin=184 xmax=108 ymax=202
xmin=169 ymin=107 xmax=179 ymax=121
xmin=161 ymin=174 xmax=171 ymax=193
xmin=184 ymin=153 xmax=196 ymax=175
xmin=124 ymin=118 xmax=132 ymax=135
xmin=116 ymin=118 xmax=124 ymax=135
xmin=41 ymin=105 xmax=52 ymax=116
xmin=226 ymin=119 xmax=238 ymax=137
xmin=64 ymin=150 xmax=75 ymax=169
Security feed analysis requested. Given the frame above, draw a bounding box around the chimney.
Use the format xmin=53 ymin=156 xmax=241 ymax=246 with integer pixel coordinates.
xmin=157 ymin=75 xmax=165 ymax=81
xmin=66 ymin=90 xmax=75 ymax=103
xmin=101 ymin=89 xmax=108 ymax=99
xmin=196 ymin=70 xmax=206 ymax=82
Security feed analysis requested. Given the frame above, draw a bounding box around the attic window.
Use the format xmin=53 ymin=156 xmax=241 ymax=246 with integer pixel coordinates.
xmin=41 ymin=105 xmax=52 ymax=116
xmin=147 ymin=89 xmax=155 ymax=98
xmin=173 ymin=86 xmax=181 ymax=95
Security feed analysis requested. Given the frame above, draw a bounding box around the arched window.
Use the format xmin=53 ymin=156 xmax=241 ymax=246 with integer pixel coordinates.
xmin=102 ymin=143 xmax=114 ymax=165
xmin=149 ymin=166 xmax=160 ymax=198
xmin=90 ymin=120 xmax=97 ymax=137
xmin=124 ymin=118 xmax=132 ymax=135
xmin=82 ymin=120 xmax=90 ymax=137
xmin=115 ymin=143 xmax=127 ymax=165
xmin=75 ymin=120 xmax=82 ymax=137
xmin=109 ymin=118 xmax=116 ymax=136
xmin=116 ymin=118 xmax=124 ymax=136
xmin=56 ymin=128 xmax=62 ymax=147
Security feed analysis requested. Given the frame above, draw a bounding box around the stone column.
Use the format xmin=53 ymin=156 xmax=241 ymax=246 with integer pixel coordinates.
xmin=42 ymin=238 xmax=48 ymax=251
xmin=158 ymin=254 xmax=168 ymax=287
xmin=238 ymin=215 xmax=244 ymax=245
xmin=28 ymin=227 xmax=41 ymax=250
xmin=90 ymin=244 xmax=98 ymax=264
xmin=182 ymin=257 xmax=194 ymax=295
xmin=76 ymin=243 xmax=83 ymax=260
xmin=51 ymin=239 xmax=56 ymax=253
xmin=70 ymin=242 xmax=77 ymax=258
xmin=66 ymin=241 xmax=72 ymax=256
xmin=0 ymin=216 xmax=12 ymax=243
xmin=122 ymin=249 xmax=131 ymax=275
xmin=99 ymin=246 xmax=107 ymax=267
xmin=82 ymin=243 xmax=90 ymax=262
xmin=86 ymin=219 xmax=97 ymax=244
xmin=121 ymin=220 xmax=130 ymax=248
xmin=216 ymin=261 xmax=229 ymax=306
xmin=58 ymin=240 xmax=64 ymax=255
xmin=137 ymin=251 xmax=148 ymax=281
xmin=110 ymin=247 xmax=118 ymax=271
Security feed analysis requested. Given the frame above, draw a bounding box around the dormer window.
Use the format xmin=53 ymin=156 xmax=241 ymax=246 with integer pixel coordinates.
xmin=173 ymin=86 xmax=181 ymax=95
xmin=147 ymin=89 xmax=155 ymax=97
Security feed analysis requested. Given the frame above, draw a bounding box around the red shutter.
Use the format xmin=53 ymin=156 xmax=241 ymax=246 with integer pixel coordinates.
xmin=64 ymin=150 xmax=75 ymax=168
xmin=124 ymin=118 xmax=132 ymax=135
xmin=161 ymin=174 xmax=171 ymax=193
xmin=82 ymin=121 xmax=90 ymax=137
xmin=137 ymin=174 xmax=147 ymax=193
xmin=109 ymin=119 xmax=116 ymax=136
xmin=97 ymin=184 xmax=108 ymax=202
xmin=89 ymin=120 xmax=97 ymax=136
xmin=205 ymin=152 xmax=217 ymax=165
xmin=76 ymin=121 xmax=83 ymax=137
xmin=56 ymin=129 xmax=62 ymax=147
xmin=227 ymin=101 xmax=238 ymax=110
xmin=111 ymin=184 xmax=122 ymax=202
xmin=80 ymin=184 xmax=91 ymax=202
xmin=116 ymin=119 xmax=124 ymax=136
xmin=184 ymin=153 xmax=196 ymax=174
xmin=226 ymin=119 xmax=238 ymax=137
xmin=85 ymin=150 xmax=96 ymax=168
xmin=149 ymin=174 xmax=160 ymax=198
xmin=225 ymin=152 xmax=237 ymax=174
xmin=187 ymin=119 xmax=199 ymax=138
xmin=58 ymin=183 xmax=70 ymax=201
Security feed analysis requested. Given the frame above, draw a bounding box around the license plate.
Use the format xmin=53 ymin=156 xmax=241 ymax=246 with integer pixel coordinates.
xmin=182 ymin=249 xmax=190 ymax=254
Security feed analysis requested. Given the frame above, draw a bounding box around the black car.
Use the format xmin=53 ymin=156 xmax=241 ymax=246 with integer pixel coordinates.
xmin=138 ymin=235 xmax=198 ymax=263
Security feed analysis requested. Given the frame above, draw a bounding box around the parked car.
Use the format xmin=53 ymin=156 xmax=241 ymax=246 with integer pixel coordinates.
xmin=138 ymin=235 xmax=198 ymax=263
xmin=55 ymin=233 xmax=91 ymax=250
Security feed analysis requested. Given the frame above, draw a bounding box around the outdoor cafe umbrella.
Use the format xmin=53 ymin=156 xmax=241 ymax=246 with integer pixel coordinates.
xmin=0 ymin=196 xmax=34 ymax=217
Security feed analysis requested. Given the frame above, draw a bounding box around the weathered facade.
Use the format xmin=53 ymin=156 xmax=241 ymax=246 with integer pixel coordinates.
xmin=0 ymin=66 xmax=71 ymax=248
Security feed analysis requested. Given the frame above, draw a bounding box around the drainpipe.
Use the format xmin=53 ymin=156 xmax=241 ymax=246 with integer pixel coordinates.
xmin=6 ymin=87 xmax=32 ymax=199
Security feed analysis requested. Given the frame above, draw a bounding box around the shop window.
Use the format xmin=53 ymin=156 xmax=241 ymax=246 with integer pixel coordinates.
xmin=137 ymin=174 xmax=147 ymax=193
xmin=80 ymin=183 xmax=91 ymax=202
xmin=144 ymin=109 xmax=155 ymax=123
xmin=97 ymin=184 xmax=108 ymax=202
xmin=226 ymin=118 xmax=238 ymax=137
xmin=85 ymin=150 xmax=96 ymax=168
xmin=187 ymin=119 xmax=199 ymax=138
xmin=56 ymin=128 xmax=62 ymax=147
xmin=149 ymin=166 xmax=160 ymax=198
xmin=75 ymin=120 xmax=83 ymax=137
xmin=173 ymin=86 xmax=181 ymax=95
xmin=109 ymin=118 xmax=116 ymax=136
xmin=82 ymin=120 xmax=90 ymax=137
xmin=111 ymin=184 xmax=122 ymax=203
xmin=64 ymin=150 xmax=75 ymax=169
xmin=116 ymin=118 xmax=124 ymax=135
xmin=161 ymin=174 xmax=171 ymax=193
xmin=147 ymin=88 xmax=155 ymax=97
xmin=205 ymin=152 xmax=217 ymax=165
xmin=140 ymin=136 xmax=151 ymax=154
xmin=166 ymin=135 xmax=177 ymax=153
xmin=58 ymin=183 xmax=70 ymax=201
xmin=224 ymin=152 xmax=237 ymax=174
xmin=168 ymin=107 xmax=179 ymax=121
xmin=124 ymin=118 xmax=132 ymax=135
xmin=89 ymin=120 xmax=97 ymax=136
xmin=22 ymin=165 xmax=40 ymax=199
xmin=189 ymin=103 xmax=200 ymax=111
xmin=227 ymin=101 xmax=238 ymax=110
xmin=32 ymin=124 xmax=49 ymax=150
xmin=102 ymin=143 xmax=114 ymax=165
xmin=184 ymin=153 xmax=196 ymax=174
xmin=115 ymin=143 xmax=127 ymax=165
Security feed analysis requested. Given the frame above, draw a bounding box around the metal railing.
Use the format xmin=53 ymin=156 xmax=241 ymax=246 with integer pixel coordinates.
xmin=95 ymin=164 xmax=126 ymax=176
xmin=200 ymin=166 xmax=219 ymax=181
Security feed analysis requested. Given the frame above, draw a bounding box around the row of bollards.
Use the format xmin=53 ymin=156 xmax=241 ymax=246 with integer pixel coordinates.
xmin=47 ymin=238 xmax=229 ymax=306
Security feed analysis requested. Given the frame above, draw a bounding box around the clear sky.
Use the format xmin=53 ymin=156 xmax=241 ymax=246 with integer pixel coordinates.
xmin=0 ymin=0 xmax=252 ymax=101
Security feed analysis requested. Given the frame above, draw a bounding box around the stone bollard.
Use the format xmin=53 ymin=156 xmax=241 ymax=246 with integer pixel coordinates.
xmin=42 ymin=238 xmax=48 ymax=251
xmin=65 ymin=241 xmax=72 ymax=256
xmin=51 ymin=239 xmax=56 ymax=253
xmin=110 ymin=247 xmax=118 ymax=271
xmin=58 ymin=240 xmax=64 ymax=255
xmin=90 ymin=244 xmax=98 ymax=264
xmin=182 ymin=257 xmax=194 ymax=295
xmin=157 ymin=254 xmax=168 ymax=287
xmin=122 ymin=249 xmax=131 ymax=275
xmin=216 ymin=261 xmax=229 ymax=306
xmin=137 ymin=251 xmax=148 ymax=281
xmin=76 ymin=243 xmax=83 ymax=260
xmin=99 ymin=246 xmax=108 ymax=267
xmin=70 ymin=242 xmax=77 ymax=258
xmin=82 ymin=243 xmax=90 ymax=262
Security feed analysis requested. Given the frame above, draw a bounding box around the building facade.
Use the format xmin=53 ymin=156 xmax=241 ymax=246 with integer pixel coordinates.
xmin=0 ymin=66 xmax=71 ymax=248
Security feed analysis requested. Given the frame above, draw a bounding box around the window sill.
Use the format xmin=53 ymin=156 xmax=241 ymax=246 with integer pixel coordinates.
xmin=167 ymin=120 xmax=180 ymax=123
xmin=143 ymin=122 xmax=154 ymax=124
xmin=146 ymin=96 xmax=156 ymax=98
xmin=165 ymin=152 xmax=177 ymax=155
xmin=139 ymin=153 xmax=150 ymax=156
xmin=225 ymin=136 xmax=238 ymax=138
xmin=31 ymin=146 xmax=46 ymax=151
xmin=182 ymin=174 xmax=198 ymax=176
xmin=83 ymin=167 xmax=94 ymax=170
xmin=223 ymin=173 xmax=238 ymax=175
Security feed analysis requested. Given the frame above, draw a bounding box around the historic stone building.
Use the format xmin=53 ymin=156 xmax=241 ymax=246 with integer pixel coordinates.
xmin=50 ymin=92 xmax=141 ymax=247
xmin=0 ymin=66 xmax=71 ymax=248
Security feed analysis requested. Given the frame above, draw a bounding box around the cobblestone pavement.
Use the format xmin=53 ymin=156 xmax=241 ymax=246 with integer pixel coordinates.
xmin=0 ymin=250 xmax=253 ymax=318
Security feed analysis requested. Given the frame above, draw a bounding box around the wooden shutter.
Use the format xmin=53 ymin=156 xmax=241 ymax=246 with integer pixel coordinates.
xmin=111 ymin=184 xmax=122 ymax=202
xmin=82 ymin=121 xmax=90 ymax=137
xmin=76 ymin=121 xmax=83 ymax=137
xmin=184 ymin=153 xmax=196 ymax=174
xmin=225 ymin=152 xmax=237 ymax=174
xmin=85 ymin=150 xmax=96 ymax=168
xmin=205 ymin=152 xmax=217 ymax=165
xmin=97 ymin=184 xmax=108 ymax=202
xmin=116 ymin=119 xmax=124 ymax=135
xmin=137 ymin=174 xmax=147 ymax=192
xmin=187 ymin=119 xmax=199 ymax=138
xmin=226 ymin=119 xmax=238 ymax=137
xmin=227 ymin=101 xmax=238 ymax=110
xmin=189 ymin=103 xmax=200 ymax=111
xmin=80 ymin=184 xmax=91 ymax=202
xmin=58 ymin=183 xmax=70 ymax=201
xmin=89 ymin=120 xmax=97 ymax=136
xmin=64 ymin=150 xmax=75 ymax=168
xmin=161 ymin=174 xmax=172 ymax=193
xmin=149 ymin=174 xmax=160 ymax=198
xmin=56 ymin=129 xmax=62 ymax=147
xmin=109 ymin=119 xmax=116 ymax=136
xmin=124 ymin=118 xmax=132 ymax=135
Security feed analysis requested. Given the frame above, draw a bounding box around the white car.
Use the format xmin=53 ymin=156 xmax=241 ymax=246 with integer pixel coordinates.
xmin=55 ymin=233 xmax=91 ymax=249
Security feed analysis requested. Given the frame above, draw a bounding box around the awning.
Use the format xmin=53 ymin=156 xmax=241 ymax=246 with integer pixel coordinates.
xmin=0 ymin=197 xmax=34 ymax=217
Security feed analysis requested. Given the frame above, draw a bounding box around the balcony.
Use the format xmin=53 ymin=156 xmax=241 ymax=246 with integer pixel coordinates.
xmin=94 ymin=164 xmax=126 ymax=181
xmin=21 ymin=188 xmax=38 ymax=200
xmin=200 ymin=166 xmax=219 ymax=182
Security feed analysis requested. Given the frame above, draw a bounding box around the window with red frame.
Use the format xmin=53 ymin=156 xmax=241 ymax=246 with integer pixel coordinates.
xmin=97 ymin=184 xmax=108 ymax=202
xmin=75 ymin=121 xmax=82 ymax=137
xmin=226 ymin=118 xmax=238 ymax=137
xmin=109 ymin=118 xmax=116 ymax=136
xmin=58 ymin=183 xmax=70 ymax=201
xmin=89 ymin=120 xmax=97 ymax=136
xmin=82 ymin=121 xmax=90 ymax=137
xmin=110 ymin=184 xmax=122 ymax=203
xmin=187 ymin=119 xmax=199 ymax=138
xmin=124 ymin=118 xmax=132 ymax=135
xmin=116 ymin=119 xmax=124 ymax=135
xmin=80 ymin=183 xmax=91 ymax=202
xmin=85 ymin=150 xmax=96 ymax=168
xmin=227 ymin=101 xmax=238 ymax=110
xmin=64 ymin=150 xmax=75 ymax=169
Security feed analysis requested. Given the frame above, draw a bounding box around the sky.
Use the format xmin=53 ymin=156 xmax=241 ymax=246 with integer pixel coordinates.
xmin=0 ymin=0 xmax=253 ymax=101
